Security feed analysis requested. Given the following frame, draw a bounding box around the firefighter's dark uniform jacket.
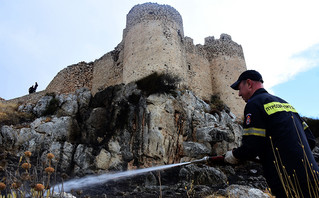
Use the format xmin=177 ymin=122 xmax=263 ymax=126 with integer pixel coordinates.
xmin=233 ymin=88 xmax=318 ymax=192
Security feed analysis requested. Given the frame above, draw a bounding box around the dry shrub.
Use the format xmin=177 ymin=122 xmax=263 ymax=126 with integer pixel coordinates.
xmin=44 ymin=98 xmax=59 ymax=116
xmin=0 ymin=102 xmax=34 ymax=125
xmin=136 ymin=72 xmax=181 ymax=96
xmin=210 ymin=95 xmax=230 ymax=113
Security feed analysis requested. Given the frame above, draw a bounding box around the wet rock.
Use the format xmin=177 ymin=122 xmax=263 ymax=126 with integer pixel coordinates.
xmin=60 ymin=142 xmax=76 ymax=172
xmin=42 ymin=141 xmax=76 ymax=172
xmin=84 ymin=107 xmax=108 ymax=144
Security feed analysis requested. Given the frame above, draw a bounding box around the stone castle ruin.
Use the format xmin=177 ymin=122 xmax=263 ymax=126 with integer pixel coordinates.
xmin=45 ymin=3 xmax=247 ymax=117
xmin=1 ymin=4 xmax=275 ymax=196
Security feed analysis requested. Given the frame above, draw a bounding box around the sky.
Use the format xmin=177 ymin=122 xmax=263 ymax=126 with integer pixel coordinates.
xmin=0 ymin=0 xmax=318 ymax=118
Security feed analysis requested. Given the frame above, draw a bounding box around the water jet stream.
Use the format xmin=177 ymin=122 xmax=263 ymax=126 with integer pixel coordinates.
xmin=53 ymin=161 xmax=192 ymax=193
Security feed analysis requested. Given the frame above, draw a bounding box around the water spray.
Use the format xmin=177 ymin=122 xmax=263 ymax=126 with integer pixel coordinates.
xmin=53 ymin=156 xmax=224 ymax=193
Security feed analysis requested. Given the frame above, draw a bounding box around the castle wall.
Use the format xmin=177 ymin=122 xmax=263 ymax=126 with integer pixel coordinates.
xmin=91 ymin=43 xmax=124 ymax=95
xmin=46 ymin=62 xmax=93 ymax=94
xmin=185 ymin=37 xmax=213 ymax=101
xmin=122 ymin=3 xmax=188 ymax=85
xmin=205 ymin=35 xmax=246 ymax=118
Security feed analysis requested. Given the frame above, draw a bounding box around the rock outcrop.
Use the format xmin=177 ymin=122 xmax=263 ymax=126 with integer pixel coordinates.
xmin=0 ymin=84 xmax=270 ymax=197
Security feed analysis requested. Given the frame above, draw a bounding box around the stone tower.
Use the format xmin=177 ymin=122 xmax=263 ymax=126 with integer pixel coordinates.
xmin=122 ymin=3 xmax=188 ymax=85
xmin=204 ymin=35 xmax=246 ymax=118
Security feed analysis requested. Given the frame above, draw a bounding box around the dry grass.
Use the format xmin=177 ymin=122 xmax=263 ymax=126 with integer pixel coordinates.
xmin=269 ymin=116 xmax=319 ymax=197
xmin=0 ymin=151 xmax=58 ymax=198
xmin=0 ymin=102 xmax=33 ymax=125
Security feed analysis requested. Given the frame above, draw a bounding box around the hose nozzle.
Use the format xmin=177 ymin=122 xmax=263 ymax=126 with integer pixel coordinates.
xmin=190 ymin=156 xmax=211 ymax=164
xmin=201 ymin=156 xmax=210 ymax=161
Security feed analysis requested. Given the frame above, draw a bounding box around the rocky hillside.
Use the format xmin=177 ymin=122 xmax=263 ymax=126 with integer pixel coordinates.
xmin=0 ymin=80 xmax=280 ymax=197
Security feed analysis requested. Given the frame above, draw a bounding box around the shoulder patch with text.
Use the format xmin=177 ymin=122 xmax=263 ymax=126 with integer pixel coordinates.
xmin=246 ymin=113 xmax=252 ymax=125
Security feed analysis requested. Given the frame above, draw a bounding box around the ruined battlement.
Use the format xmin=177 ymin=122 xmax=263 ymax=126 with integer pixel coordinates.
xmin=204 ymin=34 xmax=245 ymax=60
xmin=43 ymin=2 xmax=246 ymax=118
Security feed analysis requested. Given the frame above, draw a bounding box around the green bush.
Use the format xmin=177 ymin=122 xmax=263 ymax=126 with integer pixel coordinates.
xmin=136 ymin=72 xmax=181 ymax=96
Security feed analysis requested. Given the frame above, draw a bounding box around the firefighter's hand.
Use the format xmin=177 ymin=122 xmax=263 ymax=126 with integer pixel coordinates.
xmin=224 ymin=150 xmax=239 ymax=164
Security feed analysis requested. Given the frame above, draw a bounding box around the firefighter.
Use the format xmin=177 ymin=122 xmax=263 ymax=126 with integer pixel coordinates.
xmin=225 ymin=70 xmax=318 ymax=198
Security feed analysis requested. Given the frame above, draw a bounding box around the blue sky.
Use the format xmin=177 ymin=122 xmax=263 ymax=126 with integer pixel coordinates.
xmin=271 ymin=43 xmax=319 ymax=118
xmin=272 ymin=65 xmax=319 ymax=118
xmin=1 ymin=0 xmax=319 ymax=118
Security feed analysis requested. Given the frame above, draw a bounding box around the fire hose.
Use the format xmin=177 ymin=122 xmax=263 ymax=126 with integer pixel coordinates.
xmin=190 ymin=155 xmax=260 ymax=165
xmin=190 ymin=156 xmax=225 ymax=165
